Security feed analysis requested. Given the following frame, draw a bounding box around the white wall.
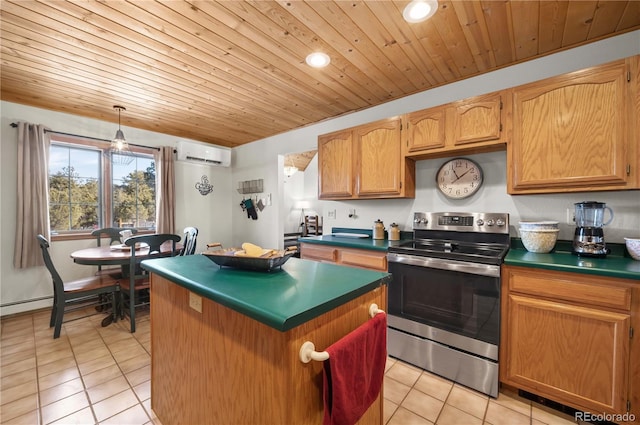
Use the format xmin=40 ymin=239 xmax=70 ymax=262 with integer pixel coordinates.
xmin=0 ymin=103 xmax=234 ymax=315
xmin=282 ymin=154 xmax=321 ymax=234
xmin=2 ymin=30 xmax=639 ymax=316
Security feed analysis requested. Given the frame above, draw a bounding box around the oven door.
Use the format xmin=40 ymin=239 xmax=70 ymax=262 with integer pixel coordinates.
xmin=387 ymin=253 xmax=501 ymax=352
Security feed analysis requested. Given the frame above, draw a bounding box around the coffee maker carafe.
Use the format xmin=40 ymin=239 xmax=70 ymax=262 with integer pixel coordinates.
xmin=572 ymin=201 xmax=614 ymax=257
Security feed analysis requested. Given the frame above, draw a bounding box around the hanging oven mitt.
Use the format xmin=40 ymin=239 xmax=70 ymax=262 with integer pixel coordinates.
xmin=243 ymin=198 xmax=258 ymax=220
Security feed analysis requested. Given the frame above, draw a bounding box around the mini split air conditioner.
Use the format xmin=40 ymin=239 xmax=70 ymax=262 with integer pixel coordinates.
xmin=177 ymin=141 xmax=231 ymax=167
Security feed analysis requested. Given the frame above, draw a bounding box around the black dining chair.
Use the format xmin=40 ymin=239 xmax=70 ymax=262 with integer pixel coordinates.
xmin=91 ymin=227 xmax=139 ymax=278
xmin=91 ymin=227 xmax=139 ymax=247
xmin=37 ymin=235 xmax=120 ymax=339
xmin=122 ymin=233 xmax=181 ymax=333
xmin=180 ymin=227 xmax=199 ymax=256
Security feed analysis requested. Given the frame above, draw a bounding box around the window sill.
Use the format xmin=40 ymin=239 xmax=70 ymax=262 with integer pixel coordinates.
xmin=50 ymin=230 xmax=155 ymax=242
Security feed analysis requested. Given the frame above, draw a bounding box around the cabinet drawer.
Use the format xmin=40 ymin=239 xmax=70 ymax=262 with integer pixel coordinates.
xmin=504 ymin=266 xmax=631 ymax=311
xmin=300 ymin=244 xmax=337 ymax=263
xmin=339 ymin=249 xmax=388 ymax=271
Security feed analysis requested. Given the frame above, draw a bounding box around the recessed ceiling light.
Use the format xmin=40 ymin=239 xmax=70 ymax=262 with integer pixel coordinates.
xmin=403 ymin=0 xmax=438 ymax=23
xmin=305 ymin=52 xmax=330 ymax=68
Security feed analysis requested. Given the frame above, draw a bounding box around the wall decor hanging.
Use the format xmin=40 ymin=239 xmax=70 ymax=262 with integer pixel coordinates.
xmin=195 ymin=175 xmax=214 ymax=196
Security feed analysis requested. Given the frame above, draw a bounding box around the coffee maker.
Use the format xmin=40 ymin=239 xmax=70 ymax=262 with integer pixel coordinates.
xmin=572 ymin=201 xmax=614 ymax=257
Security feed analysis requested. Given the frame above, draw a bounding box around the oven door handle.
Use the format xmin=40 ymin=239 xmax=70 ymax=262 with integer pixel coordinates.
xmin=387 ymin=253 xmax=501 ymax=278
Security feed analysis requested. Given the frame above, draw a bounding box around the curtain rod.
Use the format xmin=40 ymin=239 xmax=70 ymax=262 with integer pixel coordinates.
xmin=10 ymin=122 xmax=164 ymax=151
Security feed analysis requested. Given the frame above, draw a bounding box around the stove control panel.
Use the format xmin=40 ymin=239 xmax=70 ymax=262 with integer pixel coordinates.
xmin=413 ymin=212 xmax=509 ymax=233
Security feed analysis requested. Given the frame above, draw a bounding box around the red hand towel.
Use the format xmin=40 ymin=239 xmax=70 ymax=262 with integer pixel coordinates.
xmin=322 ymin=313 xmax=387 ymax=425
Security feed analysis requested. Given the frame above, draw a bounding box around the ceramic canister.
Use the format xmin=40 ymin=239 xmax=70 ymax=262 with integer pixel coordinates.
xmin=389 ymin=223 xmax=400 ymax=241
xmin=373 ymin=219 xmax=385 ymax=240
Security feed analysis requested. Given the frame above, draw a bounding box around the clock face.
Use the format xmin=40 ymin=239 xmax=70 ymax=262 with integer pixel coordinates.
xmin=436 ymin=158 xmax=483 ymax=199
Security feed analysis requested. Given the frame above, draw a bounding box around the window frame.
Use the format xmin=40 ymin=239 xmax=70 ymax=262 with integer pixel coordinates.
xmin=48 ymin=133 xmax=156 ymax=241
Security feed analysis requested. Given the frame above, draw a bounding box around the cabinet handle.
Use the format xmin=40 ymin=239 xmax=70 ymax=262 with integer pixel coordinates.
xmin=627 ymin=164 xmax=631 ymax=176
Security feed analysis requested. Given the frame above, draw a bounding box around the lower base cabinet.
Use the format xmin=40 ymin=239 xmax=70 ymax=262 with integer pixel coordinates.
xmin=300 ymin=243 xmax=388 ymax=271
xmin=500 ymin=266 xmax=640 ymax=424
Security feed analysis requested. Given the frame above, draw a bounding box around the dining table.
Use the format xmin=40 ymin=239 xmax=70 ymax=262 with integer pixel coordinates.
xmin=70 ymin=241 xmax=183 ymax=326
xmin=70 ymin=241 xmax=182 ymax=267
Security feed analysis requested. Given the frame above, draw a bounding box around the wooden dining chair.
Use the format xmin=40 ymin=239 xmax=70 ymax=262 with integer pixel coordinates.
xmin=122 ymin=233 xmax=181 ymax=333
xmin=37 ymin=235 xmax=120 ymax=339
xmin=180 ymin=227 xmax=199 ymax=256
xmin=91 ymin=227 xmax=139 ymax=278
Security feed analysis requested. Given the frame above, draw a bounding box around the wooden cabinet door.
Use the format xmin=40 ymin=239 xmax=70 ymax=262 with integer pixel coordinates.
xmin=355 ymin=117 xmax=402 ymax=197
xmin=318 ymin=130 xmax=353 ymax=199
xmin=503 ymin=294 xmax=630 ymax=414
xmin=406 ymin=107 xmax=446 ymax=152
xmin=509 ymin=58 xmax=633 ymax=193
xmin=451 ymin=92 xmax=503 ymax=146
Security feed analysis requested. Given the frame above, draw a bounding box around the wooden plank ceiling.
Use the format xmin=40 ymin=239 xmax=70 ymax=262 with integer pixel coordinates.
xmin=1 ymin=1 xmax=639 ymax=148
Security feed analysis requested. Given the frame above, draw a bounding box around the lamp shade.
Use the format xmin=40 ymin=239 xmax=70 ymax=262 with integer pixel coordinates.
xmin=284 ymin=165 xmax=299 ymax=177
xmin=112 ymin=129 xmax=127 ymax=150
xmin=110 ymin=105 xmax=134 ymax=165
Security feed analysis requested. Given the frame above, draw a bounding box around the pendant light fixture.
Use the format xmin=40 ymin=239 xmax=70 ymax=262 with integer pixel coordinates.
xmin=284 ymin=155 xmax=299 ymax=177
xmin=110 ymin=105 xmax=134 ymax=165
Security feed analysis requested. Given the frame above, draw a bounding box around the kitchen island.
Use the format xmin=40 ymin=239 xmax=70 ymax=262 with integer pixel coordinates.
xmin=141 ymin=254 xmax=391 ymax=425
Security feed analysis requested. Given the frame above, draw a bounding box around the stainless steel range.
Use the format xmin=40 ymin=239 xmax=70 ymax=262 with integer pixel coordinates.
xmin=387 ymin=212 xmax=510 ymax=397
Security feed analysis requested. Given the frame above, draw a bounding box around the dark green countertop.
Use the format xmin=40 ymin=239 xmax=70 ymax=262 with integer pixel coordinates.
xmin=299 ymin=227 xmax=412 ymax=251
xmin=141 ymin=255 xmax=391 ymax=332
xmin=505 ymin=240 xmax=640 ymax=280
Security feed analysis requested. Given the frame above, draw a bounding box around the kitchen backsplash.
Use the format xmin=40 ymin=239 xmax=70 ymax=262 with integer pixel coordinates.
xmin=308 ymin=151 xmax=639 ymax=244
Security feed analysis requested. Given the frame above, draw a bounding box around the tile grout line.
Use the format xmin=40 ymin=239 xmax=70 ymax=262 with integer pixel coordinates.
xmin=66 ymin=319 xmax=106 ymax=425
xmin=99 ymin=318 xmax=153 ymax=423
xmin=85 ymin=318 xmax=151 ymax=424
xmin=33 ymin=314 xmax=45 ymax=425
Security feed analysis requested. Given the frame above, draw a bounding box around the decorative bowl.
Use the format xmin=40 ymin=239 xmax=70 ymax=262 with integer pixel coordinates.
xmin=203 ymin=248 xmax=297 ymax=272
xmin=519 ymin=221 xmax=559 ymax=230
xmin=624 ymin=238 xmax=640 ymax=260
xmin=519 ymin=228 xmax=559 ymax=253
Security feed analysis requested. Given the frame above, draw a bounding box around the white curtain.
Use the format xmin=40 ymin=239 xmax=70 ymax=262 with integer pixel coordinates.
xmin=155 ymin=146 xmax=175 ymax=234
xmin=14 ymin=122 xmax=51 ymax=268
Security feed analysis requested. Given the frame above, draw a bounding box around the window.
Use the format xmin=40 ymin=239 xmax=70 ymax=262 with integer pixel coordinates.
xmin=48 ymin=135 xmax=156 ymax=236
xmin=112 ymin=155 xmax=156 ymax=229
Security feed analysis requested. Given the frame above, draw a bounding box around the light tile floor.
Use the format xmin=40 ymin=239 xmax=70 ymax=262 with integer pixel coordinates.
xmin=1 ymin=308 xmax=581 ymax=425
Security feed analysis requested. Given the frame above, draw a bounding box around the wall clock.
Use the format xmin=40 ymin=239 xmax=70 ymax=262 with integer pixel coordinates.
xmin=436 ymin=157 xmax=483 ymax=199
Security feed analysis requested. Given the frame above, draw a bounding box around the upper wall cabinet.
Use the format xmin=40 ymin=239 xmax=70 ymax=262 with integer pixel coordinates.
xmin=318 ymin=117 xmax=415 ymax=200
xmin=317 ymin=129 xmax=354 ymax=199
xmin=405 ymin=91 xmax=510 ymax=158
xmin=508 ymin=56 xmax=639 ymax=194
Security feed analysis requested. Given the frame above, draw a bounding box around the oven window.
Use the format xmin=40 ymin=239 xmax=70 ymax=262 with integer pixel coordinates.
xmin=388 ymin=262 xmax=500 ymax=345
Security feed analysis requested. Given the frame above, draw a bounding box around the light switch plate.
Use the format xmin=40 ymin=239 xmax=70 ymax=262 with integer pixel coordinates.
xmin=566 ymin=208 xmax=575 ymax=225
xmin=189 ymin=292 xmax=202 ymax=313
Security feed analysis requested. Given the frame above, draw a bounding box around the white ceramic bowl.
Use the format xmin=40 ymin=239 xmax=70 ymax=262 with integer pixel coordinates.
xmin=624 ymin=238 xmax=640 ymax=260
xmin=519 ymin=221 xmax=559 ymax=230
xmin=519 ymin=228 xmax=560 ymax=253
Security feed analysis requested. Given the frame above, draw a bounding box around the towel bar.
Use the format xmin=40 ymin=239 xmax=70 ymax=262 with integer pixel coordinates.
xmin=369 ymin=303 xmax=384 ymax=318
xmin=299 ymin=303 xmax=385 ymax=363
